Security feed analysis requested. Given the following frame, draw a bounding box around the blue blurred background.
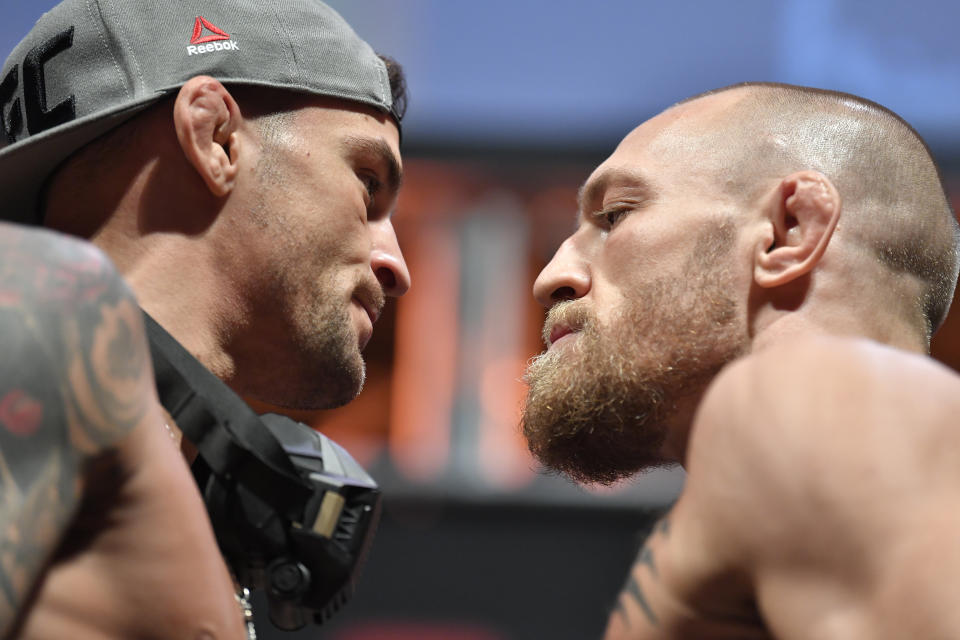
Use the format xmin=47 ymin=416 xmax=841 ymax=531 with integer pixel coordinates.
xmin=330 ymin=0 xmax=960 ymax=157
xmin=4 ymin=2 xmax=960 ymax=638
xmin=7 ymin=0 xmax=959 ymax=153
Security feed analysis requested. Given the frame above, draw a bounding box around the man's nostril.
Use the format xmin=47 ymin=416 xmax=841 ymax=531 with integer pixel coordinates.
xmin=375 ymin=266 xmax=397 ymax=291
xmin=552 ymin=286 xmax=577 ymax=302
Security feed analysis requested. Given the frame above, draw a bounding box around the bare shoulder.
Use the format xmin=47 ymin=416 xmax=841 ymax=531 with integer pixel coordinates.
xmin=690 ymin=336 xmax=960 ymax=471
xmin=672 ymin=336 xmax=960 ymax=635
xmin=688 ymin=335 xmax=960 ymax=500
xmin=0 ymin=220 xmax=108 ymax=267
xmin=0 ymin=222 xmax=151 ymax=439
xmin=0 ymin=223 xmax=156 ymax=633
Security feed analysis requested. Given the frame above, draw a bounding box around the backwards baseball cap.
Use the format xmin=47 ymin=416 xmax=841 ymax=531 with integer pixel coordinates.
xmin=0 ymin=0 xmax=397 ymax=225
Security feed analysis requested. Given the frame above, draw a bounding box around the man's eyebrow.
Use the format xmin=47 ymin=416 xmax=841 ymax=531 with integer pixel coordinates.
xmin=341 ymin=135 xmax=403 ymax=193
xmin=576 ymin=167 xmax=657 ymax=223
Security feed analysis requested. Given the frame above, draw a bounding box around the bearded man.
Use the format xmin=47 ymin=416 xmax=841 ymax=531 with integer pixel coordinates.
xmin=523 ymin=82 xmax=960 ymax=639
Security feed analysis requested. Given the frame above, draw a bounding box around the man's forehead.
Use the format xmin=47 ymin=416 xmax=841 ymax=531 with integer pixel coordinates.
xmin=576 ymin=122 xmax=676 ymax=212
xmin=574 ymin=90 xmax=756 ymax=215
xmin=295 ymin=97 xmax=401 ymax=145
xmin=665 ymin=87 xmax=751 ymax=121
xmin=594 ymin=92 xmax=750 ymax=172
xmin=621 ymin=88 xmax=749 ymax=149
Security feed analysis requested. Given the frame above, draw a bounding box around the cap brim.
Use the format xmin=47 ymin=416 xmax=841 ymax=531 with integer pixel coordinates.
xmin=0 ymin=94 xmax=165 ymax=225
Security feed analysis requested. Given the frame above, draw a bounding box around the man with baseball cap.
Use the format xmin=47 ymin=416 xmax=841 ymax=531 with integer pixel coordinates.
xmin=0 ymin=0 xmax=409 ymax=637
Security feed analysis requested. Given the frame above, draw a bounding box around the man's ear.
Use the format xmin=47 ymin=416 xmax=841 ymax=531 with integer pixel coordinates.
xmin=173 ymin=76 xmax=243 ymax=198
xmin=754 ymin=170 xmax=841 ymax=288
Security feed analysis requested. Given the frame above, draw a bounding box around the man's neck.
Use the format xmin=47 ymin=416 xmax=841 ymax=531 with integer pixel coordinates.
xmin=752 ymin=311 xmax=927 ymax=355
xmin=96 ymin=227 xmax=245 ymax=384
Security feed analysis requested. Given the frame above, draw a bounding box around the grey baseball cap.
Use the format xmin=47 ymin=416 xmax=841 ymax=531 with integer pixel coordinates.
xmin=0 ymin=0 xmax=397 ymax=225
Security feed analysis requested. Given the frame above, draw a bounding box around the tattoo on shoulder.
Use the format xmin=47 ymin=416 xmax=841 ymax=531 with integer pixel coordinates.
xmin=612 ymin=516 xmax=672 ymax=630
xmin=624 ymin=575 xmax=659 ymax=628
xmin=637 ymin=545 xmax=657 ymax=578
xmin=654 ymin=517 xmax=670 ymax=537
xmin=0 ymin=227 xmax=153 ymax=629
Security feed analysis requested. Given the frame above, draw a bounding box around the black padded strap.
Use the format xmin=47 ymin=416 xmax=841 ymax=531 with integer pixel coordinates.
xmin=144 ymin=312 xmax=311 ymax=517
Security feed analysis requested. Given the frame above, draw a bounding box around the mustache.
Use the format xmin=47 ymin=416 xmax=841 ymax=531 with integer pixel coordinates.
xmin=542 ymin=300 xmax=594 ymax=347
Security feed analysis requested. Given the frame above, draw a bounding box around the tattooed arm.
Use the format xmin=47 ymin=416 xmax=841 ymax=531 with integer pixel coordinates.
xmin=606 ymin=518 xmax=673 ymax=637
xmin=0 ymin=224 xmax=154 ymax=636
xmin=604 ymin=510 xmax=765 ymax=640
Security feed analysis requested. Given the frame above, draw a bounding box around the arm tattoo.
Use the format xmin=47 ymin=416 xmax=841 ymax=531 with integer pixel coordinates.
xmin=637 ymin=546 xmax=658 ymax=578
xmin=0 ymin=226 xmax=152 ymax=632
xmin=613 ymin=516 xmax=672 ymax=630
xmin=624 ymin=575 xmax=659 ymax=628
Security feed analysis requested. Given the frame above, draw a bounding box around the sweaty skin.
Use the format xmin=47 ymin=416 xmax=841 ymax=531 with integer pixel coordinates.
xmin=0 ymin=224 xmax=245 ymax=640
xmin=605 ymin=337 xmax=960 ymax=640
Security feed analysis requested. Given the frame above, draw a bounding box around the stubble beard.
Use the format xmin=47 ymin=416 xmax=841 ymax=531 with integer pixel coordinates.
xmin=245 ymin=141 xmax=369 ymax=410
xmin=244 ymin=267 xmax=368 ymax=411
xmin=521 ymin=251 xmax=746 ymax=485
xmin=281 ymin=273 xmax=368 ymax=410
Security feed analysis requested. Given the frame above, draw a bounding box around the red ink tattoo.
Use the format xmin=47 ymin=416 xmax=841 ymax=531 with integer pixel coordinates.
xmin=0 ymin=390 xmax=43 ymax=436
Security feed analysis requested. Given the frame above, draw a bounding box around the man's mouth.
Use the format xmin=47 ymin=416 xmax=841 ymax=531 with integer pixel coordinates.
xmin=547 ymin=323 xmax=580 ymax=348
xmin=542 ymin=300 xmax=591 ymax=349
xmin=355 ymin=296 xmax=381 ymax=326
xmin=353 ymin=282 xmax=385 ymax=328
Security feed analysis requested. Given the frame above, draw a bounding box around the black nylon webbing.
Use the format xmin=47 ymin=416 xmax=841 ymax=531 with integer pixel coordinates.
xmin=143 ymin=312 xmax=311 ymax=517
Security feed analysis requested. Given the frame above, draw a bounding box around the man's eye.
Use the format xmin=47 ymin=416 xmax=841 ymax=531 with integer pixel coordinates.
xmin=360 ymin=173 xmax=382 ymax=205
xmin=595 ymin=207 xmax=630 ymax=229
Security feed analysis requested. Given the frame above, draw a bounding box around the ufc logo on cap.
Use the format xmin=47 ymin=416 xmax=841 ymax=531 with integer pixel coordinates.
xmin=0 ymin=27 xmax=77 ymax=145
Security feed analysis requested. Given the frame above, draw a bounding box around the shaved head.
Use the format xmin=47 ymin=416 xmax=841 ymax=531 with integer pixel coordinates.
xmin=524 ymin=82 xmax=959 ymax=483
xmin=673 ymin=82 xmax=960 ymax=340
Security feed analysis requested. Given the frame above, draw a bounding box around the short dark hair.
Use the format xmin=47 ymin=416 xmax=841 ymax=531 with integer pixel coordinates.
xmin=230 ymin=52 xmax=407 ymax=124
xmin=378 ymin=54 xmax=407 ymax=122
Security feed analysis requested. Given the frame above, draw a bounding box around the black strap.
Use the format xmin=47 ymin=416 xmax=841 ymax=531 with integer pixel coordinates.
xmin=144 ymin=312 xmax=312 ymax=518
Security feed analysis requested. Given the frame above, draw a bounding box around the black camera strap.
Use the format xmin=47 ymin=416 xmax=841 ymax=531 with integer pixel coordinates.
xmin=143 ymin=312 xmax=312 ymax=518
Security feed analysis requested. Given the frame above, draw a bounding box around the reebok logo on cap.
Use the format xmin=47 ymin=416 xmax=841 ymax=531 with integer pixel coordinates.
xmin=0 ymin=0 xmax=396 ymax=227
xmin=187 ymin=17 xmax=239 ymax=56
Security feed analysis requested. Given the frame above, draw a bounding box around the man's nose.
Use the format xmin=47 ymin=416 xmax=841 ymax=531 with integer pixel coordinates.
xmin=533 ymin=235 xmax=591 ymax=307
xmin=370 ymin=220 xmax=411 ymax=297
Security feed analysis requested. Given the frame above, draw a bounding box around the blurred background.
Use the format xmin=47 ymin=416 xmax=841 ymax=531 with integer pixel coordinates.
xmin=4 ymin=1 xmax=960 ymax=638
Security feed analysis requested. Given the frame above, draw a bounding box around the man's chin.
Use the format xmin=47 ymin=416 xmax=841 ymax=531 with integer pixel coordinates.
xmin=299 ymin=351 xmax=367 ymax=410
xmin=521 ymin=351 xmax=670 ymax=486
xmin=521 ymin=401 xmax=670 ymax=486
xmin=317 ymin=364 xmax=366 ymax=410
xmin=249 ymin=347 xmax=366 ymax=411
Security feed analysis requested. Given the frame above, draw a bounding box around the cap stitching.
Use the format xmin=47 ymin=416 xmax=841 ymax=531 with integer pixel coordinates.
xmin=98 ymin=0 xmax=145 ymax=96
xmin=84 ymin=0 xmax=132 ymax=100
xmin=377 ymin=57 xmax=389 ymax=107
xmin=271 ymin=7 xmax=303 ymax=86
